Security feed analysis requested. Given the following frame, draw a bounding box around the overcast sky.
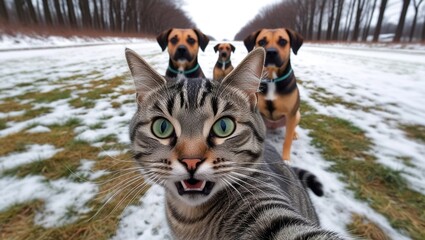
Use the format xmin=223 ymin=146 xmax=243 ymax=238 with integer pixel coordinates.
xmin=182 ymin=0 xmax=422 ymax=41
xmin=182 ymin=0 xmax=280 ymax=40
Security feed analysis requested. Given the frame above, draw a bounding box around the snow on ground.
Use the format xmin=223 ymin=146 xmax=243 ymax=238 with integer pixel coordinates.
xmin=0 ymin=144 xmax=61 ymax=172
xmin=293 ymin=45 xmax=425 ymax=194
xmin=0 ymin=33 xmax=144 ymax=51
xmin=0 ymin=163 xmax=101 ymax=228
xmin=0 ymin=36 xmax=424 ymax=239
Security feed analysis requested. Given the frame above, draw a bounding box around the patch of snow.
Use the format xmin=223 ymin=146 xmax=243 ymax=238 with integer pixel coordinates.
xmin=26 ymin=125 xmax=51 ymax=133
xmin=112 ymin=185 xmax=171 ymax=240
xmin=75 ymin=159 xmax=108 ymax=181
xmin=0 ymin=144 xmax=61 ymax=172
xmin=0 ymin=175 xmax=98 ymax=228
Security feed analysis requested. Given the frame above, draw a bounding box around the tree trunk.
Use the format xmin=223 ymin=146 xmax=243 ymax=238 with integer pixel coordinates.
xmin=0 ymin=0 xmax=8 ymax=22
xmin=79 ymin=0 xmax=92 ymax=29
xmin=99 ymin=0 xmax=105 ymax=29
xmin=25 ymin=0 xmax=38 ymax=24
xmin=352 ymin=0 xmax=366 ymax=41
xmin=317 ymin=0 xmax=327 ymax=41
xmin=393 ymin=0 xmax=411 ymax=42
xmin=362 ymin=0 xmax=377 ymax=41
xmin=93 ymin=0 xmax=100 ymax=29
xmin=66 ymin=0 xmax=77 ymax=28
xmin=332 ymin=0 xmax=345 ymax=40
xmin=109 ymin=0 xmax=114 ymax=31
xmin=422 ymin=11 xmax=425 ymax=41
xmin=42 ymin=0 xmax=52 ymax=25
xmin=343 ymin=0 xmax=356 ymax=40
xmin=373 ymin=0 xmax=388 ymax=42
xmin=111 ymin=0 xmax=122 ymax=31
xmin=14 ymin=0 xmax=28 ymax=24
xmin=308 ymin=0 xmax=316 ymax=40
xmin=53 ymin=0 xmax=64 ymax=25
xmin=326 ymin=0 xmax=336 ymax=40
xmin=409 ymin=0 xmax=424 ymax=42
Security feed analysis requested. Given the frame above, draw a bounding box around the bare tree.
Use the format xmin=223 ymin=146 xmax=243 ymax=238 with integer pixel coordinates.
xmin=99 ymin=0 xmax=105 ymax=29
xmin=394 ymin=0 xmax=411 ymax=42
xmin=26 ymin=0 xmax=38 ymax=24
xmin=308 ymin=0 xmax=316 ymax=40
xmin=343 ymin=0 xmax=356 ymax=40
xmin=352 ymin=0 xmax=367 ymax=41
xmin=67 ymin=0 xmax=78 ymax=28
xmin=326 ymin=0 xmax=336 ymax=40
xmin=409 ymin=0 xmax=424 ymax=41
xmin=42 ymin=0 xmax=52 ymax=25
xmin=317 ymin=0 xmax=327 ymax=40
xmin=79 ymin=0 xmax=92 ymax=28
xmin=0 ymin=0 xmax=8 ymax=23
xmin=332 ymin=0 xmax=345 ymax=40
xmin=373 ymin=0 xmax=388 ymax=42
xmin=422 ymin=8 xmax=425 ymax=41
xmin=53 ymin=0 xmax=64 ymax=26
xmin=362 ymin=0 xmax=378 ymax=41
xmin=93 ymin=0 xmax=101 ymax=29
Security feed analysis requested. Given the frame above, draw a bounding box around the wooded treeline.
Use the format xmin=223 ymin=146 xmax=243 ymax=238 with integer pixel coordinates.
xmin=0 ymin=0 xmax=195 ymax=36
xmin=235 ymin=0 xmax=425 ymax=43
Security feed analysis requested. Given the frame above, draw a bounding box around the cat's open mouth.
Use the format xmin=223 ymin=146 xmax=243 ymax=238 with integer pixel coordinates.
xmin=175 ymin=179 xmax=215 ymax=195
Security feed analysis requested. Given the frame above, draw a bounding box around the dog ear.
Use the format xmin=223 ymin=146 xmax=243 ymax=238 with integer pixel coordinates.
xmin=156 ymin=28 xmax=173 ymax=52
xmin=230 ymin=44 xmax=236 ymax=52
xmin=285 ymin=28 xmax=304 ymax=55
xmin=193 ymin=29 xmax=210 ymax=51
xmin=213 ymin=44 xmax=220 ymax=53
xmin=243 ymin=29 xmax=262 ymax=52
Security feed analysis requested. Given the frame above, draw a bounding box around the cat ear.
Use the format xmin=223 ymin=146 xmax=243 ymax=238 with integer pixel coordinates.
xmin=125 ymin=48 xmax=166 ymax=101
xmin=220 ymin=48 xmax=265 ymax=106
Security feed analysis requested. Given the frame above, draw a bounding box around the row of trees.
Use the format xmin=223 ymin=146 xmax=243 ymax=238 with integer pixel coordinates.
xmin=0 ymin=0 xmax=195 ymax=36
xmin=235 ymin=0 xmax=425 ymax=42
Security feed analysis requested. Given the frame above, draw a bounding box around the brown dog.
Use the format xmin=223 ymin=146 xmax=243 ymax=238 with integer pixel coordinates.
xmin=157 ymin=28 xmax=209 ymax=78
xmin=213 ymin=43 xmax=235 ymax=81
xmin=244 ymin=28 xmax=303 ymax=162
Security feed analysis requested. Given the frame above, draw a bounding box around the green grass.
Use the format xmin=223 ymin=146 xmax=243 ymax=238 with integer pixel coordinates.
xmin=16 ymin=89 xmax=71 ymax=103
xmin=300 ymin=101 xmax=425 ymax=239
xmin=400 ymin=124 xmax=425 ymax=144
xmin=0 ymin=118 xmax=7 ymax=130
xmin=69 ymin=98 xmax=95 ymax=109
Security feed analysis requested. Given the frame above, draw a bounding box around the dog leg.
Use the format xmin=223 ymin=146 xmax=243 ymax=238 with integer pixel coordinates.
xmin=293 ymin=110 xmax=300 ymax=140
xmin=282 ymin=111 xmax=300 ymax=162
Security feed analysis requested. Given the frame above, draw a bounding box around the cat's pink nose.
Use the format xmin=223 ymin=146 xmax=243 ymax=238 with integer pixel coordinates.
xmin=181 ymin=158 xmax=202 ymax=171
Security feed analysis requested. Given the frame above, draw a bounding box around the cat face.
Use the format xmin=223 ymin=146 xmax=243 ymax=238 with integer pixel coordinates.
xmin=126 ymin=48 xmax=265 ymax=206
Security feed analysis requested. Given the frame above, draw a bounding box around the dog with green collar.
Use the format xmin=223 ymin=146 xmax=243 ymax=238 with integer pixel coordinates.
xmin=213 ymin=43 xmax=235 ymax=81
xmin=157 ymin=28 xmax=210 ymax=78
xmin=244 ymin=28 xmax=303 ymax=163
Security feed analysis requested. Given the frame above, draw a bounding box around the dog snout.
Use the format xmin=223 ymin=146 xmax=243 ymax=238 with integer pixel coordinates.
xmin=220 ymin=52 xmax=227 ymax=58
xmin=174 ymin=45 xmax=192 ymax=61
xmin=265 ymin=48 xmax=283 ymax=67
xmin=266 ymin=48 xmax=278 ymax=58
xmin=177 ymin=45 xmax=187 ymax=54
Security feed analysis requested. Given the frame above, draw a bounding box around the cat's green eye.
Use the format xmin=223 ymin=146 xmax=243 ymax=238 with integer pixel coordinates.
xmin=212 ymin=117 xmax=235 ymax=138
xmin=152 ymin=118 xmax=174 ymax=139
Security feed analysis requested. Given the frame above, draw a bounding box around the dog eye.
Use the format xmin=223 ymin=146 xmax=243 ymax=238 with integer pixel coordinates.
xmin=187 ymin=37 xmax=196 ymax=45
xmin=278 ymin=38 xmax=288 ymax=46
xmin=170 ymin=37 xmax=178 ymax=45
xmin=258 ymin=39 xmax=266 ymax=46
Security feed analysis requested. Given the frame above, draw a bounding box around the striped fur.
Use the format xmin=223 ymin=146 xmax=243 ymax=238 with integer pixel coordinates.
xmin=126 ymin=48 xmax=344 ymax=240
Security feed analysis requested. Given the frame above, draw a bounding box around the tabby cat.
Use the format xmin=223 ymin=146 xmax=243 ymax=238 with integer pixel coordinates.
xmin=126 ymin=47 xmax=344 ymax=240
